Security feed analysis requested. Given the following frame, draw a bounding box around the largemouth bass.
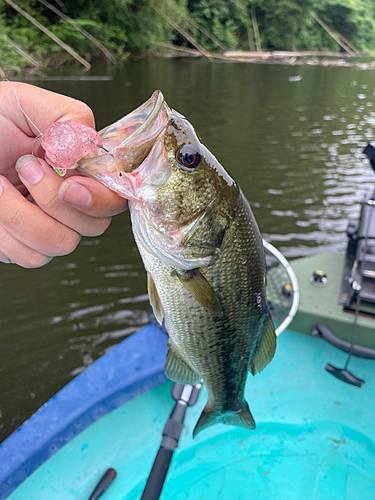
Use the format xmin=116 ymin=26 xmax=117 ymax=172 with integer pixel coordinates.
xmin=78 ymin=92 xmax=276 ymax=437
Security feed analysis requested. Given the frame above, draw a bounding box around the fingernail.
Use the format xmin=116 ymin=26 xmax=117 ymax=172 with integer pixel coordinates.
xmin=58 ymin=180 xmax=92 ymax=207
xmin=0 ymin=178 xmax=3 ymax=196
xmin=16 ymin=155 xmax=44 ymax=185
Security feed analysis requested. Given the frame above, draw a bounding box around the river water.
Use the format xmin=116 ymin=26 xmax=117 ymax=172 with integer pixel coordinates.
xmin=1 ymin=58 xmax=375 ymax=442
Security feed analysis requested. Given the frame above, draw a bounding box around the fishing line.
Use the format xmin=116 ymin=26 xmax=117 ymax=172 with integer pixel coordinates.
xmin=5 ymin=79 xmax=43 ymax=136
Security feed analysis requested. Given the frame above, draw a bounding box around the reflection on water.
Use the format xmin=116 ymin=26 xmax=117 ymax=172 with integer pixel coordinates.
xmin=1 ymin=59 xmax=375 ymax=442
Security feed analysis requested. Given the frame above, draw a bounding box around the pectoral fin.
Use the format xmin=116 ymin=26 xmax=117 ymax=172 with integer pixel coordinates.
xmin=164 ymin=344 xmax=201 ymax=385
xmin=249 ymin=313 xmax=276 ymax=376
xmin=147 ymin=272 xmax=164 ymax=325
xmin=174 ymin=269 xmax=222 ymax=317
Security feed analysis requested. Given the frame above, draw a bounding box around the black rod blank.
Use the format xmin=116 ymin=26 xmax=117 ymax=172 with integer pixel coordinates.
xmin=140 ymin=383 xmax=201 ymax=500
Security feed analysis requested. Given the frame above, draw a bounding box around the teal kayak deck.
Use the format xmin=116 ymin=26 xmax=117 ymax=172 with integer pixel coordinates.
xmin=8 ymin=329 xmax=375 ymax=500
xmin=290 ymin=253 xmax=375 ymax=349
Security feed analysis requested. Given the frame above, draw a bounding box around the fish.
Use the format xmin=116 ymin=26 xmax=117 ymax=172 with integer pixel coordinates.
xmin=78 ymin=91 xmax=276 ymax=437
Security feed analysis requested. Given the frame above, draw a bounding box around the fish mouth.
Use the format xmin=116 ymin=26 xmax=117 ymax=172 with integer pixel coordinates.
xmin=77 ymin=91 xmax=170 ymax=181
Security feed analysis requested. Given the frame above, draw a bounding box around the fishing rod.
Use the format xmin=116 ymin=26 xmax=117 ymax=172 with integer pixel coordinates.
xmin=140 ymin=382 xmax=202 ymax=500
xmin=325 ymin=197 xmax=372 ymax=387
xmin=84 ymin=382 xmax=201 ymax=500
xmin=325 ymin=143 xmax=375 ymax=386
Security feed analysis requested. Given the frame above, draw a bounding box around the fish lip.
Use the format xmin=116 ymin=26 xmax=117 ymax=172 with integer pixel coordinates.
xmin=130 ymin=91 xmax=165 ymax=142
xmin=76 ymin=91 xmax=170 ymax=200
xmin=77 ymin=90 xmax=169 ymax=177
xmin=112 ymin=90 xmax=166 ymax=151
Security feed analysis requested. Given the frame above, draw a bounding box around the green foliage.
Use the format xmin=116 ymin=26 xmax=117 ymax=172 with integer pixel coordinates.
xmin=183 ymin=0 xmax=375 ymax=53
xmin=316 ymin=0 xmax=375 ymax=52
xmin=62 ymin=0 xmax=187 ymax=52
xmin=1 ymin=0 xmax=375 ymax=72
xmin=187 ymin=0 xmax=247 ymax=50
xmin=0 ymin=16 xmax=33 ymax=71
xmin=254 ymin=0 xmax=319 ymax=51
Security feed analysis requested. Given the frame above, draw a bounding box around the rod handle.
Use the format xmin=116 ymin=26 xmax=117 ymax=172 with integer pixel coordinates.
xmin=88 ymin=468 xmax=116 ymax=500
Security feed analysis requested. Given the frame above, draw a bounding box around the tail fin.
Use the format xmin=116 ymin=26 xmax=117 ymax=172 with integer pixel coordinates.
xmin=193 ymin=401 xmax=256 ymax=438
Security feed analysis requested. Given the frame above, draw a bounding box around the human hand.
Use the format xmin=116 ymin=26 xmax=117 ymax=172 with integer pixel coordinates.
xmin=0 ymin=82 xmax=128 ymax=267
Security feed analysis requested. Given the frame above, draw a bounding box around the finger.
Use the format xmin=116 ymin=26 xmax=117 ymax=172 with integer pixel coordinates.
xmin=16 ymin=155 xmax=111 ymax=237
xmin=0 ymin=82 xmax=95 ymax=137
xmin=0 ymin=175 xmax=80 ymax=257
xmin=0 ymin=83 xmax=95 ymax=187
xmin=0 ymin=250 xmax=11 ymax=264
xmin=0 ymin=225 xmax=50 ymax=268
xmin=58 ymin=176 xmax=128 ymax=217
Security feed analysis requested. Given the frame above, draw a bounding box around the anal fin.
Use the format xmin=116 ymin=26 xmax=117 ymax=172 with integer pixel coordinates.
xmin=249 ymin=313 xmax=276 ymax=376
xmin=147 ymin=272 xmax=164 ymax=325
xmin=164 ymin=345 xmax=200 ymax=385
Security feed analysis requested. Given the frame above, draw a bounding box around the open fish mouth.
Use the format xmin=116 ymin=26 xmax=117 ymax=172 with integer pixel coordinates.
xmin=99 ymin=91 xmax=167 ymax=155
xmin=77 ymin=91 xmax=170 ymax=177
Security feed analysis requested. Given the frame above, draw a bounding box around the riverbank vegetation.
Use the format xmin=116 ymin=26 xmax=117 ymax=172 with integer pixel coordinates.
xmin=1 ymin=0 xmax=375 ymax=73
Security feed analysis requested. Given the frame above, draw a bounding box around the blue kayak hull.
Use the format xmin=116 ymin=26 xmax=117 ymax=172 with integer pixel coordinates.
xmin=0 ymin=323 xmax=168 ymax=499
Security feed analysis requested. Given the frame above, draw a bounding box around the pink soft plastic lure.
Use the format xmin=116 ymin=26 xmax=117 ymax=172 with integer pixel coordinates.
xmin=40 ymin=120 xmax=103 ymax=175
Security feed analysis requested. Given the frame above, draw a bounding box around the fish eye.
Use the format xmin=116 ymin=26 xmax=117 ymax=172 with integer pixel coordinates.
xmin=177 ymin=145 xmax=201 ymax=171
